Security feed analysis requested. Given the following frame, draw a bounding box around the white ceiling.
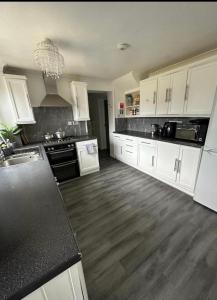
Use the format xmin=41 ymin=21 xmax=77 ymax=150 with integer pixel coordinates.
xmin=1 ymin=2 xmax=217 ymax=79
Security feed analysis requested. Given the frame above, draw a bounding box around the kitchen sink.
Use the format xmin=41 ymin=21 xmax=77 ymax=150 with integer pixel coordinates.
xmin=0 ymin=146 xmax=43 ymax=167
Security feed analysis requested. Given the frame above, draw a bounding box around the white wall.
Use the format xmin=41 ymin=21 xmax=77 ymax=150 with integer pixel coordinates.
xmin=112 ymin=71 xmax=140 ymax=117
xmin=79 ymin=76 xmax=113 ymax=92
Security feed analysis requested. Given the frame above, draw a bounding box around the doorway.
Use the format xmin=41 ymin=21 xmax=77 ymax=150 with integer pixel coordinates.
xmin=88 ymin=92 xmax=110 ymax=157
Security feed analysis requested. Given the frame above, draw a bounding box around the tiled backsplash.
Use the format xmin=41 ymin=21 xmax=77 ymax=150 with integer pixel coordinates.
xmin=22 ymin=107 xmax=88 ymax=143
xmin=115 ymin=117 xmax=209 ymax=132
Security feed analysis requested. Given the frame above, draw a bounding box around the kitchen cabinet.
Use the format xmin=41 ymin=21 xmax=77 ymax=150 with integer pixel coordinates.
xmin=138 ymin=139 xmax=156 ymax=172
xmin=113 ymin=134 xmax=124 ymax=161
xmin=70 ymin=81 xmax=90 ymax=121
xmin=5 ymin=75 xmax=35 ymax=124
xmin=184 ymin=62 xmax=217 ymax=115
xmin=168 ymin=70 xmax=187 ymax=115
xmin=156 ymin=74 xmax=171 ymax=115
xmin=156 ymin=70 xmax=187 ymax=115
xmin=156 ymin=141 xmax=180 ymax=182
xmin=23 ymin=261 xmax=88 ymax=300
xmin=123 ymin=136 xmax=138 ymax=166
xmin=113 ymin=132 xmax=202 ymax=195
xmin=140 ymin=78 xmax=157 ymax=115
xmin=177 ymin=146 xmax=201 ymax=191
xmin=76 ymin=139 xmax=99 ymax=176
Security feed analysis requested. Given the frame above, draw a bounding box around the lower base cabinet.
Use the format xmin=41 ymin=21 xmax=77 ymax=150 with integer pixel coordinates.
xmin=138 ymin=139 xmax=156 ymax=172
xmin=23 ymin=261 xmax=88 ymax=300
xmin=76 ymin=139 xmax=100 ymax=176
xmin=113 ymin=133 xmax=202 ymax=195
xmin=177 ymin=146 xmax=201 ymax=191
xmin=156 ymin=142 xmax=180 ymax=182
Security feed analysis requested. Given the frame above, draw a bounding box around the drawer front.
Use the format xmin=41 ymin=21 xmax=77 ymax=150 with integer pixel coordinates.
xmin=76 ymin=139 xmax=97 ymax=148
xmin=138 ymin=138 xmax=156 ymax=147
xmin=113 ymin=134 xmax=125 ymax=141
xmin=124 ymin=147 xmax=138 ymax=166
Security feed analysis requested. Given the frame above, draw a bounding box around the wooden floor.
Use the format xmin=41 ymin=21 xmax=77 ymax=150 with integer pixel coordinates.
xmin=60 ymin=155 xmax=217 ymax=300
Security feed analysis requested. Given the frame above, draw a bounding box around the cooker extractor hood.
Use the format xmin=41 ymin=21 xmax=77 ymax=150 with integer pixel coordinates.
xmin=40 ymin=76 xmax=70 ymax=107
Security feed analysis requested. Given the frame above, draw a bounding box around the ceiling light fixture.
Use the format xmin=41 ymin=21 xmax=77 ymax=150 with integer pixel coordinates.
xmin=34 ymin=39 xmax=64 ymax=79
xmin=117 ymin=43 xmax=130 ymax=51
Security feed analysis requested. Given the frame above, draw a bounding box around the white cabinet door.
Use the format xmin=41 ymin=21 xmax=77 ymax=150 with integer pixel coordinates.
xmin=168 ymin=70 xmax=187 ymax=115
xmin=76 ymin=139 xmax=99 ymax=176
xmin=138 ymin=139 xmax=156 ymax=172
xmin=156 ymin=141 xmax=180 ymax=182
xmin=23 ymin=261 xmax=88 ymax=300
xmin=184 ymin=63 xmax=217 ymax=115
xmin=6 ymin=76 xmax=35 ymax=124
xmin=113 ymin=134 xmax=124 ymax=161
xmin=114 ymin=140 xmax=124 ymax=161
xmin=177 ymin=146 xmax=201 ymax=191
xmin=71 ymin=81 xmax=90 ymax=121
xmin=156 ymin=75 xmax=171 ymax=115
xmin=140 ymin=78 xmax=157 ymax=115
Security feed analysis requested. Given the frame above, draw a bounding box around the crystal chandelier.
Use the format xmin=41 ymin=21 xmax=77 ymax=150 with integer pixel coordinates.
xmin=34 ymin=39 xmax=64 ymax=79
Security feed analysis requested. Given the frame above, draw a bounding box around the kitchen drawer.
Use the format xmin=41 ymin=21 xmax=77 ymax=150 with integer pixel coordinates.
xmin=76 ymin=139 xmax=97 ymax=149
xmin=113 ymin=134 xmax=125 ymax=141
xmin=124 ymin=136 xmax=137 ymax=144
xmin=138 ymin=138 xmax=156 ymax=147
xmin=124 ymin=148 xmax=138 ymax=166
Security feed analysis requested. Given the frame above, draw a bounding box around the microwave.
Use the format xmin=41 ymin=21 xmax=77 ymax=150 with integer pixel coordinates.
xmin=175 ymin=119 xmax=209 ymax=144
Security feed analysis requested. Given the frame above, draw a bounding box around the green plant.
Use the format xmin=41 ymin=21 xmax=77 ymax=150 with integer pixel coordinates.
xmin=0 ymin=124 xmax=22 ymax=142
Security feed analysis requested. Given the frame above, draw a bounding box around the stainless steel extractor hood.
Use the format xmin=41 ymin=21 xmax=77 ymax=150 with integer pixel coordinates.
xmin=40 ymin=76 xmax=70 ymax=107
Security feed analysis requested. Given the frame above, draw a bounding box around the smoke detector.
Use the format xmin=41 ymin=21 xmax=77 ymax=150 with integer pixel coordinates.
xmin=117 ymin=43 xmax=130 ymax=51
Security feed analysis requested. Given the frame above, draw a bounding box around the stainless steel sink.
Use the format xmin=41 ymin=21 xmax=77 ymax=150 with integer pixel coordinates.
xmin=0 ymin=146 xmax=42 ymax=167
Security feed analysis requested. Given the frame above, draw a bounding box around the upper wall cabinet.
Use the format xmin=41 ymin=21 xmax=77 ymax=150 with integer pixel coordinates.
xmin=70 ymin=81 xmax=90 ymax=121
xmin=5 ymin=75 xmax=35 ymax=124
xmin=156 ymin=70 xmax=187 ymax=115
xmin=156 ymin=74 xmax=171 ymax=115
xmin=140 ymin=78 xmax=157 ymax=115
xmin=168 ymin=70 xmax=187 ymax=115
xmin=184 ymin=63 xmax=217 ymax=115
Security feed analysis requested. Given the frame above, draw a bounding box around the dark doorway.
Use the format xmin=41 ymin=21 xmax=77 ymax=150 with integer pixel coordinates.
xmin=88 ymin=92 xmax=110 ymax=157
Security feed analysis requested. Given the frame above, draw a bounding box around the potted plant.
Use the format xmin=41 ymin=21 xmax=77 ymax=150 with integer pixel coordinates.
xmin=0 ymin=124 xmax=22 ymax=148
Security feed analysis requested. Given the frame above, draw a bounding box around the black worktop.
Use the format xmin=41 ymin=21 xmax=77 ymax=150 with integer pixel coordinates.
xmin=113 ymin=130 xmax=203 ymax=148
xmin=0 ymin=145 xmax=81 ymax=300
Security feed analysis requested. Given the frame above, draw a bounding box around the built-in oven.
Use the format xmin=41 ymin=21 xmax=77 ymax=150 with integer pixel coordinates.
xmin=44 ymin=142 xmax=80 ymax=183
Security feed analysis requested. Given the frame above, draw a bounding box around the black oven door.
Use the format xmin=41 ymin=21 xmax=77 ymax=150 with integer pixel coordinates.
xmin=51 ymin=160 xmax=80 ymax=182
xmin=47 ymin=148 xmax=77 ymax=164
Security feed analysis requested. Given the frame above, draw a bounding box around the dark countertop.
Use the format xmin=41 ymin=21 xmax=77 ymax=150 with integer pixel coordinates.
xmin=113 ymin=130 xmax=203 ymax=148
xmin=0 ymin=145 xmax=81 ymax=300
xmin=40 ymin=135 xmax=97 ymax=147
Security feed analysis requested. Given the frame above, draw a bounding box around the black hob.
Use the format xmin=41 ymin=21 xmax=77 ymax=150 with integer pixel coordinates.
xmin=43 ymin=136 xmax=78 ymax=147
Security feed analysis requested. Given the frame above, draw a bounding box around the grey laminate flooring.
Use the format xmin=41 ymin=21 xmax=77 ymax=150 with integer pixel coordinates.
xmin=60 ymin=155 xmax=217 ymax=300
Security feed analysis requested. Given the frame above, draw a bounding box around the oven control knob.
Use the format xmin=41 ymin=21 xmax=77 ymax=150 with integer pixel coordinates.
xmin=48 ymin=147 xmax=50 ymax=151
xmin=51 ymin=147 xmax=54 ymax=150
xmin=68 ymin=144 xmax=71 ymax=148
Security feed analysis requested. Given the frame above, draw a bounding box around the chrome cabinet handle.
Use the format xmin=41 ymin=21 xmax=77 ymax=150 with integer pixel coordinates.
xmin=126 ymin=138 xmax=133 ymax=141
xmin=141 ymin=141 xmax=150 ymax=144
xmin=126 ymin=150 xmax=133 ymax=154
xmin=177 ymin=159 xmax=181 ymax=173
xmin=174 ymin=158 xmax=178 ymax=171
xmin=168 ymin=88 xmax=172 ymax=102
xmin=152 ymin=155 xmax=155 ymax=167
xmin=126 ymin=144 xmax=133 ymax=147
xmin=184 ymin=85 xmax=189 ymax=101
xmin=165 ymin=89 xmax=168 ymax=102
xmin=153 ymin=91 xmax=157 ymax=104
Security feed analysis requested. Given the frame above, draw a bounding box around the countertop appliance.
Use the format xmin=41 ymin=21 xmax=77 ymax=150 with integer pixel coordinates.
xmin=44 ymin=137 xmax=80 ymax=183
xmin=175 ymin=119 xmax=209 ymax=144
xmin=194 ymin=98 xmax=217 ymax=211
xmin=151 ymin=124 xmax=160 ymax=136
xmin=162 ymin=122 xmax=177 ymax=138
